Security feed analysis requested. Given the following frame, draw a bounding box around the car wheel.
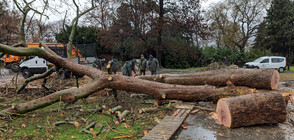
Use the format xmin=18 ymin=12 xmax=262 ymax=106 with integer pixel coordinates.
xmin=254 ymin=66 xmax=259 ymax=69
xmin=278 ymin=67 xmax=284 ymax=73
xmin=22 ymin=69 xmax=32 ymax=79
xmin=11 ymin=62 xmax=20 ymax=73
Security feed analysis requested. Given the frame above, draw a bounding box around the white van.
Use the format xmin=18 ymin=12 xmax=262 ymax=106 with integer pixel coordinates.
xmin=244 ymin=56 xmax=286 ymax=73
xmin=20 ymin=56 xmax=48 ymax=78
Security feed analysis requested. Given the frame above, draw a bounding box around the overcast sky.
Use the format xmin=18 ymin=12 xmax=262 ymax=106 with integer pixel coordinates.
xmin=17 ymin=0 xmax=221 ymax=22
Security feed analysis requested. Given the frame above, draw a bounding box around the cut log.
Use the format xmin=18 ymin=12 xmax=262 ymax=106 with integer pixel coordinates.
xmin=216 ymin=92 xmax=287 ymax=128
xmin=139 ymin=107 xmax=158 ymax=114
xmin=139 ymin=69 xmax=280 ymax=89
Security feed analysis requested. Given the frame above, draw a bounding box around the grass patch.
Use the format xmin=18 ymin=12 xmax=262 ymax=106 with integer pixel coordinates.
xmin=288 ymin=66 xmax=294 ymax=72
xmin=0 ymin=87 xmax=171 ymax=140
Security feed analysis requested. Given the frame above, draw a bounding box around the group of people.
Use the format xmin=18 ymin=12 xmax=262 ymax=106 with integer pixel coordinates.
xmin=94 ymin=54 xmax=159 ymax=76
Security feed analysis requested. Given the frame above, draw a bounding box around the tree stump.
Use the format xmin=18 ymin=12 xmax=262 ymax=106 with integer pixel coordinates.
xmin=216 ymin=92 xmax=287 ymax=128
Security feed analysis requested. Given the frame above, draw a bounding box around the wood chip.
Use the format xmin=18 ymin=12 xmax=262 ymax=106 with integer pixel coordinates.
xmin=181 ymin=123 xmax=188 ymax=129
xmin=74 ymin=121 xmax=79 ymax=127
xmin=190 ymin=109 xmax=200 ymax=114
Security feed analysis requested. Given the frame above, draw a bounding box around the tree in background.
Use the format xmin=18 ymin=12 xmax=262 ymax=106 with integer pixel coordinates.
xmin=208 ymin=0 xmax=270 ymax=52
xmin=0 ymin=1 xmax=21 ymax=45
xmin=254 ymin=0 xmax=294 ymax=69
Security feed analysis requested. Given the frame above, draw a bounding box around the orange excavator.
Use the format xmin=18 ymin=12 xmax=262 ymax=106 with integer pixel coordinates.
xmin=3 ymin=43 xmax=82 ymax=72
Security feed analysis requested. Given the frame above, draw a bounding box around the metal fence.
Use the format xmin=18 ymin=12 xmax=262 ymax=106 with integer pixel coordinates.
xmin=73 ymin=43 xmax=97 ymax=58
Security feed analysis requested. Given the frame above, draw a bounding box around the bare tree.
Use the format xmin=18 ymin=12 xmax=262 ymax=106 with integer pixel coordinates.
xmin=0 ymin=1 xmax=21 ymax=45
xmin=208 ymin=0 xmax=270 ymax=51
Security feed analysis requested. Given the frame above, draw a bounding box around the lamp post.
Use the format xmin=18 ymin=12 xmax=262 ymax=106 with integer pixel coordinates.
xmin=119 ymin=29 xmax=123 ymax=60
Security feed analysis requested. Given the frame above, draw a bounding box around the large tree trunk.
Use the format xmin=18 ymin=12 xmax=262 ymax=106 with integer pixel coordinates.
xmin=139 ymin=69 xmax=280 ymax=90
xmin=0 ymin=75 xmax=222 ymax=116
xmin=216 ymin=92 xmax=287 ymax=128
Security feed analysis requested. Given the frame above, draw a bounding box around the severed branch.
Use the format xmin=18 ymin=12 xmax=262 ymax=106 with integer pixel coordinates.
xmin=16 ymin=66 xmax=56 ymax=93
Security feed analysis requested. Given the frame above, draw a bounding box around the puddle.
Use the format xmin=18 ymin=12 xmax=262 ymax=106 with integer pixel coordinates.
xmin=174 ymin=108 xmax=294 ymax=140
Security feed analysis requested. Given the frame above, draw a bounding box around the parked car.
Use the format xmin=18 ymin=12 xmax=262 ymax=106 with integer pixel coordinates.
xmin=244 ymin=56 xmax=286 ymax=73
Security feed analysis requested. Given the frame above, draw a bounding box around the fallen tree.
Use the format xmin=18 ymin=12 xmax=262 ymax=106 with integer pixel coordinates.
xmin=138 ymin=69 xmax=280 ymax=90
xmin=216 ymin=92 xmax=289 ymax=128
xmin=0 ymin=44 xmax=234 ymax=116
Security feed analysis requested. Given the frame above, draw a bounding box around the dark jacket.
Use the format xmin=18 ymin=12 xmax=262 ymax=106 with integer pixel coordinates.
xmin=138 ymin=58 xmax=147 ymax=70
xmin=110 ymin=58 xmax=119 ymax=72
xmin=93 ymin=59 xmax=102 ymax=70
xmin=121 ymin=61 xmax=136 ymax=76
xmin=148 ymin=58 xmax=159 ymax=71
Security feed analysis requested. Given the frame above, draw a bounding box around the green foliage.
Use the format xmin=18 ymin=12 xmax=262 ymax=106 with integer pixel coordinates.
xmin=199 ymin=46 xmax=239 ymax=66
xmin=254 ymin=0 xmax=294 ymax=57
xmin=244 ymin=48 xmax=276 ymax=62
xmin=165 ymin=53 xmax=190 ymax=69
xmin=55 ymin=26 xmax=97 ymax=44
xmin=190 ymin=47 xmax=276 ymax=67
xmin=163 ymin=34 xmax=192 ymax=69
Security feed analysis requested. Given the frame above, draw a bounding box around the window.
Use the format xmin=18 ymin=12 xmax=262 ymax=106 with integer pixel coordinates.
xmin=260 ymin=59 xmax=269 ymax=63
xmin=271 ymin=58 xmax=284 ymax=63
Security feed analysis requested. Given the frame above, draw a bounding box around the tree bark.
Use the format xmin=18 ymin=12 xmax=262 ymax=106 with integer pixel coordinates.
xmin=216 ymin=92 xmax=287 ymax=128
xmin=138 ymin=69 xmax=280 ymax=90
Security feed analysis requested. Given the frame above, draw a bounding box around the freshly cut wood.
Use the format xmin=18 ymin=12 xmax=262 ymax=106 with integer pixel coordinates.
xmin=139 ymin=107 xmax=158 ymax=114
xmin=139 ymin=69 xmax=280 ymax=89
xmin=216 ymin=92 xmax=287 ymax=128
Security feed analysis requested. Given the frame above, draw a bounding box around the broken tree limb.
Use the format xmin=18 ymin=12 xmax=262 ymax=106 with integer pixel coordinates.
xmin=139 ymin=107 xmax=158 ymax=114
xmin=216 ymin=92 xmax=287 ymax=128
xmin=0 ymin=43 xmax=227 ymax=116
xmin=138 ymin=69 xmax=280 ymax=90
xmin=118 ymin=110 xmax=130 ymax=121
xmin=16 ymin=66 xmax=56 ymax=93
xmin=109 ymin=106 xmax=122 ymax=113
xmin=80 ymin=122 xmax=96 ymax=133
xmin=54 ymin=121 xmax=79 ymax=127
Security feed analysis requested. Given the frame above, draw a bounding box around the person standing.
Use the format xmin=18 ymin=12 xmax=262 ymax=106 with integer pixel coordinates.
xmin=109 ymin=56 xmax=119 ymax=74
xmin=148 ymin=55 xmax=159 ymax=75
xmin=223 ymin=56 xmax=228 ymax=65
xmin=138 ymin=54 xmax=147 ymax=75
xmin=121 ymin=59 xmax=137 ymax=76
